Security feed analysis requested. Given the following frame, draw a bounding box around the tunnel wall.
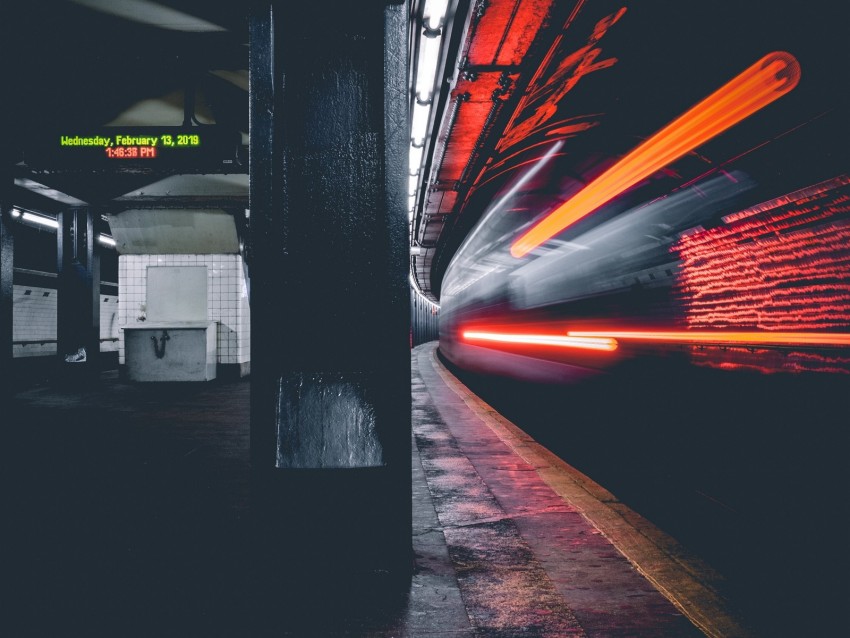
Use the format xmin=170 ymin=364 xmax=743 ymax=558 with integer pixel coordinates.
xmin=410 ymin=289 xmax=439 ymax=347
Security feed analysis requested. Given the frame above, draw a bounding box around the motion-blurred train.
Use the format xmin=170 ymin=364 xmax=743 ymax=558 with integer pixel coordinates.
xmin=439 ymin=145 xmax=850 ymax=381
xmin=427 ymin=1 xmax=849 ymax=383
xmin=440 ymin=173 xmax=850 ymax=382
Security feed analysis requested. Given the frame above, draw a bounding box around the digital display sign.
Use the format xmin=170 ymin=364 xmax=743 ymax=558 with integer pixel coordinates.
xmin=26 ymin=126 xmax=244 ymax=171
xmin=60 ymin=132 xmax=202 ymax=159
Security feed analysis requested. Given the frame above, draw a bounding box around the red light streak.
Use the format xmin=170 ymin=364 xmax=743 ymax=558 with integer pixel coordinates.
xmin=511 ymin=51 xmax=801 ymax=257
xmin=566 ymin=330 xmax=850 ymax=348
xmin=462 ymin=330 xmax=618 ymax=352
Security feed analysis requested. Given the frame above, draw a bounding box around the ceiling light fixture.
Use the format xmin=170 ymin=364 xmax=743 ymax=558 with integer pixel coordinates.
xmin=415 ymin=29 xmax=443 ymax=101
xmin=21 ymin=212 xmax=59 ymax=229
xmin=409 ymin=0 xmax=452 ymax=220
xmin=410 ymin=145 xmax=424 ymax=176
xmin=423 ymin=0 xmax=450 ymax=30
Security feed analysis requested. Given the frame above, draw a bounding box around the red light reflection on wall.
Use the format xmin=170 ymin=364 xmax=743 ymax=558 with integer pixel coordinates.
xmin=673 ymin=175 xmax=850 ymax=331
xmin=511 ymin=51 xmax=801 ymax=257
xmin=689 ymin=347 xmax=850 ymax=375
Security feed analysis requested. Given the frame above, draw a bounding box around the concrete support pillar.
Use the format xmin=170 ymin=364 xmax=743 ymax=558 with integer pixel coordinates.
xmin=0 ymin=176 xmax=13 ymax=396
xmin=249 ymin=1 xmax=411 ymax=577
xmin=57 ymin=207 xmax=100 ymax=376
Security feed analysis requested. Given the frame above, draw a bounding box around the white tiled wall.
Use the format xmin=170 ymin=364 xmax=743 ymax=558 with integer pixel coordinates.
xmin=100 ymin=291 xmax=120 ymax=352
xmin=118 ymin=254 xmax=251 ymax=366
xmin=12 ymin=284 xmax=120 ymax=358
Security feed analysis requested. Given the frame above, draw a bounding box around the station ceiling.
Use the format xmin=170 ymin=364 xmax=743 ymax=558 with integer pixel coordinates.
xmin=4 ymin=1 xmax=847 ymax=302
xmin=6 ymin=0 xmax=249 ymax=213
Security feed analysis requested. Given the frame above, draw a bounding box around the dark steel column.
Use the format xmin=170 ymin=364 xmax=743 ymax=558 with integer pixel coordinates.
xmin=249 ymin=1 xmax=411 ymax=577
xmin=0 ymin=176 xmax=13 ymax=396
xmin=56 ymin=208 xmax=100 ymax=376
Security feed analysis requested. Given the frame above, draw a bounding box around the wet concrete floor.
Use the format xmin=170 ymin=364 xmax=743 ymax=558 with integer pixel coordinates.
xmin=4 ymin=346 xmax=732 ymax=636
xmin=443 ymin=344 xmax=850 ymax=638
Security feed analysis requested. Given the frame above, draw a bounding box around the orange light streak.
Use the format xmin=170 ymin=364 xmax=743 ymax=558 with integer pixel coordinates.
xmin=510 ymin=51 xmax=801 ymax=257
xmin=566 ymin=330 xmax=850 ymax=348
xmin=463 ymin=330 xmax=618 ymax=352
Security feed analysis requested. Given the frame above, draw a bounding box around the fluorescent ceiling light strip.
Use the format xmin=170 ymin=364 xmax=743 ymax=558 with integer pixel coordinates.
xmin=21 ymin=212 xmax=59 ymax=229
xmin=567 ymin=330 xmax=850 ymax=348
xmin=410 ymin=145 xmax=424 ymax=175
xmin=463 ymin=330 xmax=618 ymax=352
xmin=415 ymin=31 xmax=443 ymax=100
xmin=98 ymin=235 xmax=116 ymax=247
xmin=411 ymin=100 xmax=431 ymax=144
xmin=511 ymin=52 xmax=801 ymax=258
xmin=424 ymin=0 xmax=449 ymax=30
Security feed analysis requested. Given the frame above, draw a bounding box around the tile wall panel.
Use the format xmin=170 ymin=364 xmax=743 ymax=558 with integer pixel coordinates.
xmin=118 ymin=254 xmax=250 ymax=366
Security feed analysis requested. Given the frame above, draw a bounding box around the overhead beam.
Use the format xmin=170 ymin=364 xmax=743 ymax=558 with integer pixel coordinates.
xmin=110 ymin=195 xmax=248 ymax=210
xmin=13 ymin=185 xmax=80 ymax=215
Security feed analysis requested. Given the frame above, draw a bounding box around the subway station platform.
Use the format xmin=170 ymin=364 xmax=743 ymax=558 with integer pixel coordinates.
xmin=4 ymin=344 xmax=746 ymax=637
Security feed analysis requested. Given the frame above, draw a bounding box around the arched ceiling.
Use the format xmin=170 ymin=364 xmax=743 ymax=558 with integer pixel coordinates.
xmin=408 ymin=0 xmax=847 ymax=303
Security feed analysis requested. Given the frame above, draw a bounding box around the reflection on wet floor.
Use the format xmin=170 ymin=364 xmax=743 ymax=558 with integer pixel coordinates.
xmin=9 ymin=344 xmax=832 ymax=636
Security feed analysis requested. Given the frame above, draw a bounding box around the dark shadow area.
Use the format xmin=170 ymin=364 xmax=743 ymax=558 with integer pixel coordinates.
xmin=3 ymin=377 xmax=413 ymax=638
xmin=440 ymin=347 xmax=849 ymax=638
xmin=10 ymin=353 xmax=119 ymax=389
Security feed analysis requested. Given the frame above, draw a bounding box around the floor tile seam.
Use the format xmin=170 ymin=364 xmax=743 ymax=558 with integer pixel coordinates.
xmin=415 ymin=352 xmax=538 ymax=533
xmin=413 ymin=348 xmax=588 ymax=637
xmin=440 ymin=529 xmax=589 ymax=638
xmin=431 ymin=503 xmax=577 ymax=530
xmin=426 ymin=344 xmax=753 ymax=638
xmin=430 ymin=347 xmax=723 ymax=630
xmin=418 ymin=348 xmax=600 ymax=542
xmin=424 ymin=419 xmax=593 ymax=525
xmin=411 ymin=356 xmax=479 ymax=635
xmin=413 ymin=351 xmax=507 ymax=522
xmin=418 ymin=352 xmax=657 ymax=636
xmin=412 ymin=363 xmax=485 ymax=529
xmin=414 ymin=414 xmax=510 ymax=529
xmin=415 ymin=373 xmax=592 ymax=572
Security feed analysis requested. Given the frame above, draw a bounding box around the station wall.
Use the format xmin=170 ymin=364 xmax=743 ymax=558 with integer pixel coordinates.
xmin=13 ymin=284 xmax=119 ymax=358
